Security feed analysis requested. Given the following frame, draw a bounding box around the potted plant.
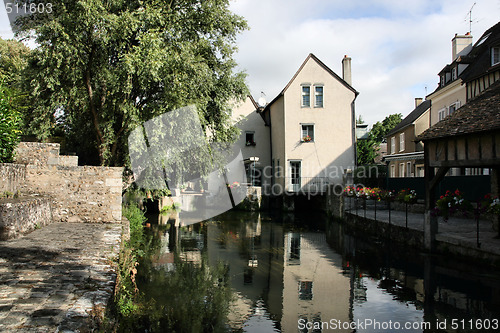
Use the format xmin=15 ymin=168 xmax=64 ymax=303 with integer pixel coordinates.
xmin=433 ymin=189 xmax=472 ymax=222
xmin=302 ymin=135 xmax=312 ymax=142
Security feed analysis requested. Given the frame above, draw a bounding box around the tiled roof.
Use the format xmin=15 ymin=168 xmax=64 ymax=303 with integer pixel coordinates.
xmin=386 ymin=100 xmax=431 ymax=137
xmin=417 ymin=81 xmax=500 ymax=141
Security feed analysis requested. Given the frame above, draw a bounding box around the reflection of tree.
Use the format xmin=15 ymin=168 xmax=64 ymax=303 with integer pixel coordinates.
xmin=135 ymin=253 xmax=231 ymax=332
xmin=121 ymin=223 xmax=232 ymax=332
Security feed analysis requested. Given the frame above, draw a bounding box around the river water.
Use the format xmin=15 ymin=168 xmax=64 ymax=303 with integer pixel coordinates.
xmin=137 ymin=210 xmax=500 ymax=332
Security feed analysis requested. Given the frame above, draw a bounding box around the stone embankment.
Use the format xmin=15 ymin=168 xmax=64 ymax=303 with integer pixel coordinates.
xmin=0 ymin=142 xmax=126 ymax=331
xmin=0 ymin=221 xmax=123 ymax=332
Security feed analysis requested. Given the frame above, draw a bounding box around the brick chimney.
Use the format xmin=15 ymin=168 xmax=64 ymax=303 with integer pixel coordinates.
xmin=342 ymin=55 xmax=352 ymax=86
xmin=452 ymin=32 xmax=473 ymax=61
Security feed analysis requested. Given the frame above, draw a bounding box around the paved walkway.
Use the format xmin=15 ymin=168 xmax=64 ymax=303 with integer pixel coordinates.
xmin=0 ymin=222 xmax=122 ymax=332
xmin=344 ymin=199 xmax=500 ymax=256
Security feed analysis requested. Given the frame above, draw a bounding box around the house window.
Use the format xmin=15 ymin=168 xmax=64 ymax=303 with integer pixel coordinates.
xmin=440 ymin=75 xmax=445 ymax=87
xmin=492 ymin=47 xmax=500 ymax=66
xmin=391 ymin=165 xmax=395 ymax=177
xmin=438 ymin=108 xmax=447 ymax=121
xmin=245 ymin=132 xmax=255 ymax=146
xmin=452 ymin=67 xmax=457 ymax=80
xmin=298 ymin=281 xmax=313 ymax=300
xmin=301 ymin=124 xmax=314 ymax=142
xmin=449 ymin=101 xmax=460 ymax=115
xmin=407 ymin=162 xmax=412 ymax=177
xmin=391 ymin=137 xmax=396 ymax=154
xmin=314 ymin=85 xmax=323 ymax=108
xmin=399 ymin=163 xmax=405 ymax=177
xmin=301 ymin=85 xmax=310 ymax=107
xmin=399 ymin=133 xmax=405 ymax=152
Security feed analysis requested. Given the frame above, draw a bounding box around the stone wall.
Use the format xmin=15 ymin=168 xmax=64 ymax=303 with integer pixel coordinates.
xmin=0 ymin=196 xmax=52 ymax=240
xmin=14 ymin=142 xmax=61 ymax=167
xmin=12 ymin=142 xmax=123 ymax=223
xmin=21 ymin=165 xmax=123 ymax=222
xmin=0 ymin=163 xmax=26 ymax=193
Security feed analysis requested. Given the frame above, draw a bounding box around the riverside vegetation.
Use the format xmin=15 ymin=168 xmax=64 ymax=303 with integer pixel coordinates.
xmin=108 ymin=201 xmax=232 ymax=332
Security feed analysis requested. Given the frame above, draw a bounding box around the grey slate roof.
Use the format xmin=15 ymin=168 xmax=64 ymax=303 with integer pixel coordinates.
xmin=417 ymin=80 xmax=500 ymax=141
xmin=386 ymin=100 xmax=431 ymax=137
xmin=460 ymin=21 xmax=500 ymax=83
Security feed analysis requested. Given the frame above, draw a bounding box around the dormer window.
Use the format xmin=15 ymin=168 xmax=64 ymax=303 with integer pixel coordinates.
xmin=492 ymin=47 xmax=500 ymax=66
xmin=440 ymin=75 xmax=445 ymax=87
xmin=452 ymin=67 xmax=457 ymax=80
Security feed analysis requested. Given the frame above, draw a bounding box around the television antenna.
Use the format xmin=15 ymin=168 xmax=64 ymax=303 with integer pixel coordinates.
xmin=465 ymin=2 xmax=477 ymax=34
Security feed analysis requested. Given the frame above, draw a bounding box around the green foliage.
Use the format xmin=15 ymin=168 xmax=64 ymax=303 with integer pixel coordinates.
xmin=159 ymin=202 xmax=181 ymax=215
xmin=356 ymin=113 xmax=402 ymax=165
xmin=115 ymin=202 xmax=232 ymax=331
xmin=16 ymin=0 xmax=249 ymax=166
xmin=123 ymin=204 xmax=147 ymax=249
xmin=0 ymin=79 xmax=21 ymax=162
xmin=370 ymin=113 xmax=403 ymax=143
xmin=0 ymin=38 xmax=30 ymax=87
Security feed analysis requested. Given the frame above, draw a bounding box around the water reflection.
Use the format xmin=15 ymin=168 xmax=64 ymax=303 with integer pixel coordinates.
xmin=139 ymin=211 xmax=500 ymax=332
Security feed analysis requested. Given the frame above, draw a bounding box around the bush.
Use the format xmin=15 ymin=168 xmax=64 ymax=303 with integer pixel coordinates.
xmin=0 ymin=80 xmax=21 ymax=163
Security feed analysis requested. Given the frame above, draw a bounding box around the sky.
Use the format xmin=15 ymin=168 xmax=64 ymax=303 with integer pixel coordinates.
xmin=228 ymin=0 xmax=500 ymax=126
xmin=1 ymin=0 xmax=500 ymax=126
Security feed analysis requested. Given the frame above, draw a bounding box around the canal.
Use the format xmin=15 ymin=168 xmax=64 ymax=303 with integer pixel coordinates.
xmin=136 ymin=210 xmax=500 ymax=332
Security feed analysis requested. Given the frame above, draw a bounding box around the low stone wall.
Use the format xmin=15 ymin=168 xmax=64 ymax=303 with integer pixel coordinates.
xmin=0 ymin=196 xmax=52 ymax=240
xmin=11 ymin=142 xmax=124 ymax=223
xmin=21 ymin=165 xmax=123 ymax=223
xmin=0 ymin=163 xmax=26 ymax=193
xmin=14 ymin=142 xmax=61 ymax=167
xmin=344 ymin=213 xmax=424 ymax=248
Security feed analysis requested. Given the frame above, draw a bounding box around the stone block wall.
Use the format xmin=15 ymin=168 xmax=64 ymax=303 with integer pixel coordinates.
xmin=14 ymin=142 xmax=61 ymax=167
xmin=0 ymin=196 xmax=52 ymax=240
xmin=21 ymin=165 xmax=123 ymax=222
xmin=0 ymin=163 xmax=26 ymax=193
xmin=13 ymin=142 xmax=123 ymax=223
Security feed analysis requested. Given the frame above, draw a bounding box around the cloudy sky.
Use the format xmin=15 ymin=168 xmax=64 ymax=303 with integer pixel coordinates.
xmin=228 ymin=0 xmax=500 ymax=125
xmin=1 ymin=0 xmax=499 ymax=126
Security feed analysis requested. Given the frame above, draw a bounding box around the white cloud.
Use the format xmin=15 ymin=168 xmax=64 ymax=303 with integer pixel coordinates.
xmin=230 ymin=0 xmax=500 ymax=125
xmin=1 ymin=0 xmax=499 ymax=126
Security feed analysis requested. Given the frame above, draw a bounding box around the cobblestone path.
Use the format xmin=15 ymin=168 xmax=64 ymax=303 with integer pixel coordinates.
xmin=0 ymin=222 xmax=122 ymax=332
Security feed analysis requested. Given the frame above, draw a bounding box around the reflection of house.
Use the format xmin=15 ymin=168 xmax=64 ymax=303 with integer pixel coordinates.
xmin=232 ymin=54 xmax=358 ymax=194
xmin=385 ymin=98 xmax=431 ymax=177
xmin=205 ymin=215 xmax=284 ymax=329
xmin=282 ymin=232 xmax=351 ymax=333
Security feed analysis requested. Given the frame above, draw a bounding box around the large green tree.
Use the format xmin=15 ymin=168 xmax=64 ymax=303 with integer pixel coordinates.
xmin=16 ymin=0 xmax=248 ymax=166
xmin=356 ymin=113 xmax=402 ymax=166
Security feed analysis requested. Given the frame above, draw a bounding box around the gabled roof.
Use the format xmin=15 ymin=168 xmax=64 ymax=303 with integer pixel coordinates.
xmin=264 ymin=53 xmax=358 ymax=111
xmin=386 ymin=100 xmax=431 ymax=137
xmin=247 ymin=94 xmax=259 ymax=109
xmin=417 ymin=80 xmax=500 ymax=141
xmin=460 ymin=21 xmax=500 ymax=83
